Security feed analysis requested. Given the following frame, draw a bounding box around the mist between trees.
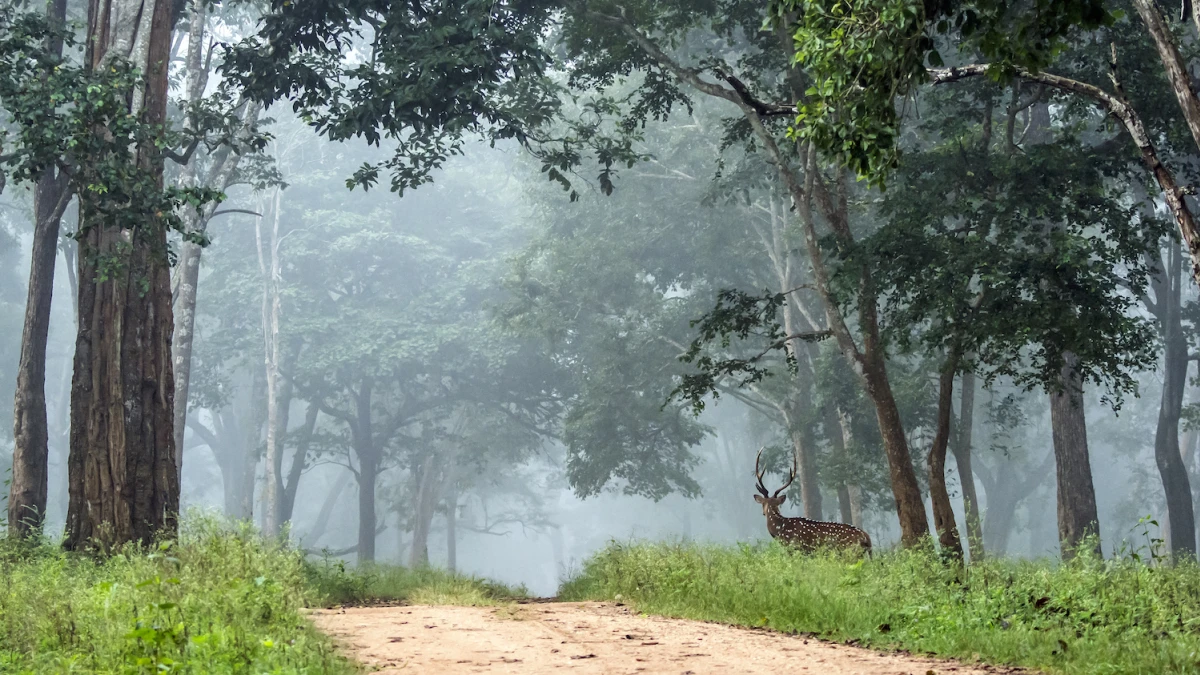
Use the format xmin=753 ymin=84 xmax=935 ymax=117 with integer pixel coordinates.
xmin=2 ymin=0 xmax=1200 ymax=594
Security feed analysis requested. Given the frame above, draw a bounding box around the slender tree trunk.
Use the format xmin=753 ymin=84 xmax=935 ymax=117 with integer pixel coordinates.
xmin=9 ymin=0 xmax=70 ymax=538
xmin=301 ymin=470 xmax=350 ymax=548
xmin=834 ymin=405 xmax=864 ymax=528
xmin=353 ymin=376 xmax=377 ymax=563
xmin=1155 ymin=313 xmax=1196 ymax=558
xmin=445 ymin=485 xmax=457 ymax=573
xmin=257 ymin=188 xmax=284 ymax=536
xmin=10 ymin=173 xmax=69 ymax=536
xmin=928 ymin=355 xmax=964 ymax=559
xmin=279 ymin=401 xmax=317 ymax=524
xmin=1049 ymin=353 xmax=1101 ymax=558
xmin=65 ymin=0 xmax=179 ymax=551
xmin=409 ymin=462 xmax=435 ymax=568
xmin=825 ymin=403 xmax=854 ymax=524
xmin=952 ymin=370 xmax=985 ymax=561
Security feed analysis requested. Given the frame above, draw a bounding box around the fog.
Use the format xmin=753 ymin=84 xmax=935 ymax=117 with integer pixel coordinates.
xmin=1 ymin=1 xmax=1196 ymax=592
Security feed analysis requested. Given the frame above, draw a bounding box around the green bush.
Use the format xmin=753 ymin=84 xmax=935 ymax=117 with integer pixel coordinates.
xmin=560 ymin=540 xmax=1200 ymax=675
xmin=0 ymin=517 xmax=353 ymax=674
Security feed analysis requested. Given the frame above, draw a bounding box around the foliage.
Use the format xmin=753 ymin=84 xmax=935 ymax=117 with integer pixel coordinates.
xmin=769 ymin=0 xmax=1116 ymax=181
xmin=562 ymin=539 xmax=1200 ymax=674
xmin=0 ymin=5 xmax=223 ymax=263
xmin=0 ymin=515 xmax=353 ymax=674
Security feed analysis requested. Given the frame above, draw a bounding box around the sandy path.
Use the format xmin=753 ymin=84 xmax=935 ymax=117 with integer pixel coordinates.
xmin=309 ymin=602 xmax=1029 ymax=674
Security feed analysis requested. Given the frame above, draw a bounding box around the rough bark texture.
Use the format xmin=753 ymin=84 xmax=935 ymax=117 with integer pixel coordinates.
xmin=928 ymin=358 xmax=964 ymax=559
xmin=64 ymin=0 xmax=179 ymax=551
xmin=1148 ymin=244 xmax=1197 ymax=558
xmin=951 ymin=370 xmax=984 ymax=560
xmin=1048 ymin=353 xmax=1101 ymax=558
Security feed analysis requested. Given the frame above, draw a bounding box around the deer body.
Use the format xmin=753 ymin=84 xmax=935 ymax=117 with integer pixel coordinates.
xmin=754 ymin=447 xmax=872 ymax=556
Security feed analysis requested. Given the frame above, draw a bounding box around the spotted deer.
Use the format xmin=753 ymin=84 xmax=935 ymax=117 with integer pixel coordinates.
xmin=754 ymin=447 xmax=872 ymax=555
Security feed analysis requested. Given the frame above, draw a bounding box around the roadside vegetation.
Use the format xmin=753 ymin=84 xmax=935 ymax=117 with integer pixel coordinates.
xmin=560 ymin=538 xmax=1200 ymax=675
xmin=0 ymin=516 xmax=522 ymax=674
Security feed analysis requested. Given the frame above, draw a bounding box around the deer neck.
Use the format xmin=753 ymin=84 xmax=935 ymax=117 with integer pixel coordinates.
xmin=765 ymin=508 xmax=794 ymax=537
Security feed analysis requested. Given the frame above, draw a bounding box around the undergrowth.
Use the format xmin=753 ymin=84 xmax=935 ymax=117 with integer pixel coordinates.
xmin=0 ymin=514 xmax=524 ymax=674
xmin=305 ymin=555 xmax=527 ymax=607
xmin=559 ymin=540 xmax=1200 ymax=675
xmin=0 ymin=517 xmax=353 ymax=674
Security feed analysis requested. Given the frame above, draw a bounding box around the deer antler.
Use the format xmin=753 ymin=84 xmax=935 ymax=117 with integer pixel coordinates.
xmin=754 ymin=446 xmax=770 ymax=497
xmin=772 ymin=446 xmax=797 ymax=498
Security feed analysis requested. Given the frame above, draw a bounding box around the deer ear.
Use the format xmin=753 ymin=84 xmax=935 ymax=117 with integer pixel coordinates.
xmin=778 ymin=494 xmax=786 ymax=503
xmin=753 ymin=495 xmax=766 ymax=504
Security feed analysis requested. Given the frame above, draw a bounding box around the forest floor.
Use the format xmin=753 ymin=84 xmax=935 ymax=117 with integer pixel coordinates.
xmin=309 ymin=601 xmax=1026 ymax=674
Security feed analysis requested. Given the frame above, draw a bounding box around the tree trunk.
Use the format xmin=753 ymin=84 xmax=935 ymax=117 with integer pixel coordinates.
xmin=445 ymin=485 xmax=457 ymax=573
xmin=352 ymin=376 xmax=378 ymax=563
xmin=257 ymin=188 xmax=284 ymax=536
xmin=952 ymin=370 xmax=985 ymax=561
xmin=862 ymin=349 xmax=930 ymax=545
xmin=928 ymin=356 xmax=964 ymax=559
xmin=300 ymin=470 xmax=350 ymax=549
xmin=1152 ymin=248 xmax=1197 ymax=558
xmin=64 ymin=0 xmax=179 ymax=551
xmin=279 ymin=401 xmax=317 ymax=524
xmin=9 ymin=0 xmax=71 ymax=538
xmin=10 ymin=173 xmax=69 ymax=536
xmin=1048 ymin=353 xmax=1101 ymax=558
xmin=834 ymin=404 xmax=864 ymax=528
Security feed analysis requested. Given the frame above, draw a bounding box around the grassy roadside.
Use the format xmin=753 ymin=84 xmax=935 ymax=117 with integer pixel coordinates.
xmin=558 ymin=541 xmax=1200 ymax=675
xmin=0 ymin=516 xmax=522 ymax=674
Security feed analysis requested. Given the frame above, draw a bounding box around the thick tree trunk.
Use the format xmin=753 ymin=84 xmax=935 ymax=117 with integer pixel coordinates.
xmin=10 ymin=171 xmax=69 ymax=536
xmin=928 ymin=356 xmax=964 ymax=559
xmin=952 ymin=370 xmax=985 ymax=561
xmin=64 ymin=0 xmax=179 ymax=551
xmin=1048 ymin=353 xmax=1101 ymax=558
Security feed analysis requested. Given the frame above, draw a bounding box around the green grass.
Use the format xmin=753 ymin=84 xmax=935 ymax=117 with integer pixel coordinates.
xmin=0 ymin=515 xmax=525 ymax=674
xmin=305 ymin=555 xmax=527 ymax=607
xmin=559 ymin=540 xmax=1200 ymax=675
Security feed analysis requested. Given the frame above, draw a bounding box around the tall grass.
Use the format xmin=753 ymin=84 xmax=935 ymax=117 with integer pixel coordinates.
xmin=0 ymin=514 xmax=530 ymax=673
xmin=305 ymin=555 xmax=527 ymax=607
xmin=560 ymin=540 xmax=1200 ymax=675
xmin=0 ymin=517 xmax=353 ymax=674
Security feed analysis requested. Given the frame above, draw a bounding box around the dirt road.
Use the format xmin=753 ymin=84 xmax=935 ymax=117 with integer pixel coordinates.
xmin=309 ymin=602 xmax=1027 ymax=674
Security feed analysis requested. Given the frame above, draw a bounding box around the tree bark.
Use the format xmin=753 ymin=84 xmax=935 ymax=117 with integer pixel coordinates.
xmin=9 ymin=0 xmax=70 ymax=538
xmin=1149 ymin=243 xmax=1197 ymax=558
xmin=352 ymin=376 xmax=378 ymax=563
xmin=279 ymin=401 xmax=317 ymax=524
xmin=1048 ymin=353 xmax=1101 ymax=558
xmin=257 ymin=187 xmax=284 ymax=536
xmin=445 ymin=485 xmax=457 ymax=573
xmin=64 ymin=0 xmax=179 ymax=551
xmin=409 ymin=457 xmax=437 ymax=568
xmin=928 ymin=354 xmax=964 ymax=559
xmin=834 ymin=405 xmax=864 ymax=528
xmin=951 ymin=370 xmax=985 ymax=561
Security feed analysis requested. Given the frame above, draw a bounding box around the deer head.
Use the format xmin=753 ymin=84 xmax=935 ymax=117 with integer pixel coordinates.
xmin=753 ymin=445 xmax=795 ymax=516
